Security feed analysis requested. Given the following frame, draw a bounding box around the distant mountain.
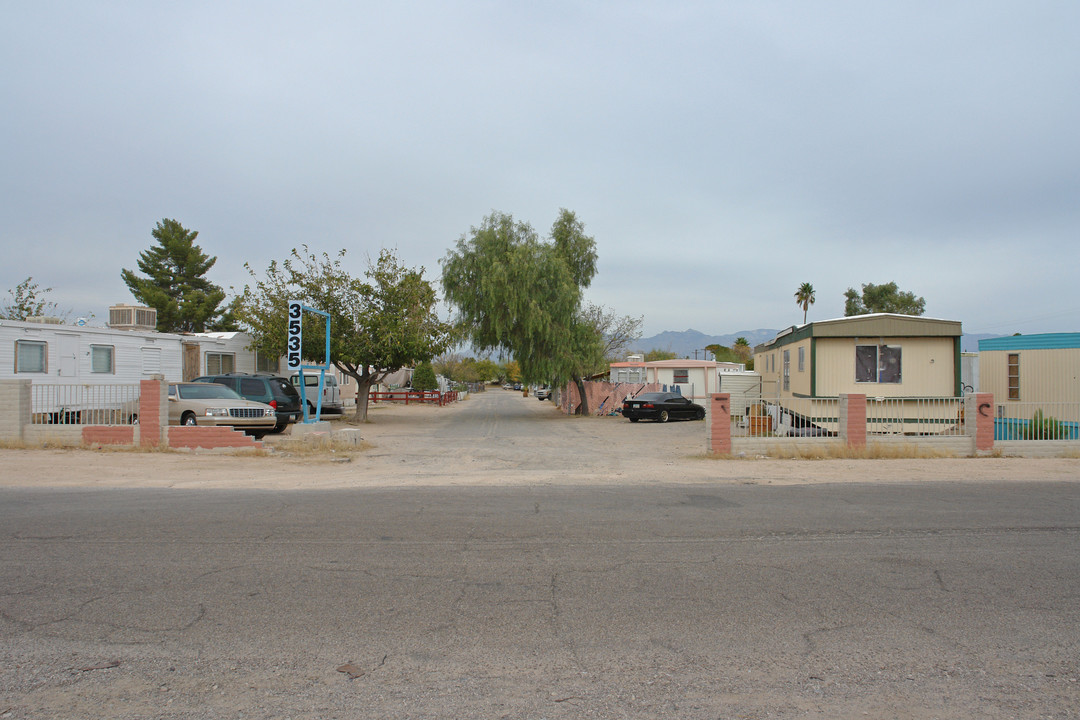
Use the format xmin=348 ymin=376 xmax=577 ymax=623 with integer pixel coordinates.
xmin=633 ymin=328 xmax=1007 ymax=359
xmin=631 ymin=329 xmax=779 ymax=359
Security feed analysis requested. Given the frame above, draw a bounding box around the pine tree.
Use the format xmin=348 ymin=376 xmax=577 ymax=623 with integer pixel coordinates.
xmin=121 ymin=219 xmax=230 ymax=332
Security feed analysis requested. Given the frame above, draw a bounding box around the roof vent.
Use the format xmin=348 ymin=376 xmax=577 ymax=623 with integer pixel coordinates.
xmin=108 ymin=304 xmax=157 ymax=331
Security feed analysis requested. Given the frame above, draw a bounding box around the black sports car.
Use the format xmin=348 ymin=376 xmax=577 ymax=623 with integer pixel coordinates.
xmin=621 ymin=392 xmax=706 ymax=423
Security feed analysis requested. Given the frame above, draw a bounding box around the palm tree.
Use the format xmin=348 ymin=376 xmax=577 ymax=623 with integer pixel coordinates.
xmin=795 ymin=282 xmax=816 ymax=324
xmin=733 ymin=337 xmax=751 ymax=363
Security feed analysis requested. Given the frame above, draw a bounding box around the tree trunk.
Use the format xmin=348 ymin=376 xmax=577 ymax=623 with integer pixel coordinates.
xmin=573 ymin=376 xmax=590 ymax=416
xmin=336 ymin=362 xmax=377 ymax=423
xmin=353 ymin=378 xmax=375 ymax=422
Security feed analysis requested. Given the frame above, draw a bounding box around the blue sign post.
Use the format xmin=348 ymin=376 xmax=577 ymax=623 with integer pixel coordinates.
xmin=287 ymin=299 xmax=332 ymax=423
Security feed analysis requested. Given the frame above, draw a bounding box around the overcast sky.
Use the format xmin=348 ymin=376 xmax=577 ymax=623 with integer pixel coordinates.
xmin=3 ymin=1 xmax=1078 ymax=340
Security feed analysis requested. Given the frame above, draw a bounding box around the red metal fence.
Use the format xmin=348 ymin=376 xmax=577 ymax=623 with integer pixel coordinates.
xmin=369 ymin=390 xmax=459 ymax=406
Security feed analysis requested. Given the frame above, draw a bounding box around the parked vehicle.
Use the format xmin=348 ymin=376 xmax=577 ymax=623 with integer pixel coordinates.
xmin=290 ymin=372 xmax=343 ymax=414
xmin=534 ymin=386 xmax=551 ymax=401
xmin=191 ymin=373 xmax=302 ymax=432
xmin=168 ymin=382 xmax=277 ymax=437
xmin=621 ymin=392 xmax=706 ymax=423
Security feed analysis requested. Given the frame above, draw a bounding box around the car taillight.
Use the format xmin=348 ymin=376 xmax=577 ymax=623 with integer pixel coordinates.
xmin=269 ymin=400 xmax=278 ymax=409
xmin=642 ymin=403 xmax=654 ymax=408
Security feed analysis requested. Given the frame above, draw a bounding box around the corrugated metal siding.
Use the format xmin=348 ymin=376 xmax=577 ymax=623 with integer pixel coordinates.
xmin=978 ymin=333 xmax=1080 ymax=351
xmin=812 ymin=315 xmax=961 ymax=338
xmin=815 ymin=337 xmax=956 ymax=397
xmin=980 ymin=348 xmax=1080 ymax=403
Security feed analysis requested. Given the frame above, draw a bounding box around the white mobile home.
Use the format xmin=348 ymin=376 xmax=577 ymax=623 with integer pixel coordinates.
xmin=185 ymin=332 xmax=280 ymax=380
xmin=1 ymin=318 xmax=184 ymax=385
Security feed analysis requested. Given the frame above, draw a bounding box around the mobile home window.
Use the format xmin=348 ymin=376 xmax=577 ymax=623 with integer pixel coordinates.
xmin=15 ymin=340 xmax=47 ymax=373
xmin=206 ymin=352 xmax=235 ymax=375
xmin=673 ymin=369 xmax=689 ymax=384
xmin=855 ymin=345 xmax=902 ymax=384
xmin=255 ymin=349 xmax=279 ymax=373
xmin=782 ymin=350 xmax=790 ymax=391
xmin=90 ymin=345 xmax=114 ymax=374
xmin=798 ymin=346 xmax=805 ymax=372
xmin=1007 ymin=353 xmax=1020 ymax=400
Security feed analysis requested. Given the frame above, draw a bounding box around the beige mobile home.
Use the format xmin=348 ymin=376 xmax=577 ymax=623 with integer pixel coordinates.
xmin=752 ymin=314 xmax=964 ymax=436
xmin=979 ymin=333 xmax=1080 ymax=428
xmin=754 ymin=314 xmax=963 ymax=399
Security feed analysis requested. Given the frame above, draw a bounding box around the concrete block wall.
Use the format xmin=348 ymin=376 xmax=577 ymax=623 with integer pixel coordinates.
xmin=0 ymin=380 xmax=31 ymax=442
xmin=168 ymin=426 xmax=261 ymax=450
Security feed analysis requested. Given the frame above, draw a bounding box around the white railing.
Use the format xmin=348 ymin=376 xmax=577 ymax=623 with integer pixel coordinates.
xmin=866 ymin=396 xmax=966 ymax=437
xmin=734 ymin=397 xmax=840 ymax=437
xmin=993 ymin=402 xmax=1080 ymax=441
xmin=733 ymin=396 xmax=966 ymax=438
xmin=31 ymin=383 xmax=141 ymax=425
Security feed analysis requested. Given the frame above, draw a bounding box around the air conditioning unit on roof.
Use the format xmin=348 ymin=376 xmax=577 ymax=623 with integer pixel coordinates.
xmin=108 ymin=304 xmax=157 ymax=331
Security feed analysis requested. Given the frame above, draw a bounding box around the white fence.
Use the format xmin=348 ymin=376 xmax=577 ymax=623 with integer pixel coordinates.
xmin=866 ymin=397 xmax=967 ymax=437
xmin=30 ymin=383 xmax=141 ymax=425
xmin=734 ymin=396 xmax=966 ymax=438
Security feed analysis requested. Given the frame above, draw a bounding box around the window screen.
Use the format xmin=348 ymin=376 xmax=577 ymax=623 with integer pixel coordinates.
xmin=673 ymin=369 xmax=689 ymax=384
xmin=16 ymin=340 xmax=46 ymax=373
xmin=855 ymin=345 xmax=902 ymax=384
xmin=206 ymin=352 xmax=235 ymax=375
xmin=91 ymin=345 xmax=114 ymax=373
xmin=1007 ymin=353 xmax=1019 ymax=400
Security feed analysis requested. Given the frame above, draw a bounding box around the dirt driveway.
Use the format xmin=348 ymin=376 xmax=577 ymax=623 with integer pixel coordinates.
xmin=2 ymin=389 xmax=1077 ymax=489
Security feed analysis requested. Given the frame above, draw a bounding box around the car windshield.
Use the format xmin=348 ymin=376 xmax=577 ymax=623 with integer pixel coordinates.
xmin=175 ymin=384 xmax=243 ymax=400
xmin=293 ymin=375 xmax=332 ymax=386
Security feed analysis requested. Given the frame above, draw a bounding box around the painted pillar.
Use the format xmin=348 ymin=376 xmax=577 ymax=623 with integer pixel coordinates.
xmin=138 ymin=376 xmax=168 ymax=448
xmin=707 ymin=393 xmax=732 ymax=455
xmin=839 ymin=393 xmax=867 ymax=448
xmin=970 ymin=392 xmax=995 ymax=452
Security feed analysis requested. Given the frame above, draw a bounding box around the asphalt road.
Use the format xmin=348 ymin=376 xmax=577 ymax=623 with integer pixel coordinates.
xmin=2 ymin=394 xmax=1079 ymax=719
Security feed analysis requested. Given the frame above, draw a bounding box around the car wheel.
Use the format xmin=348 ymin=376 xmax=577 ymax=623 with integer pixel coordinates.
xmin=248 ymin=430 xmax=268 ymax=439
xmin=271 ymin=421 xmax=287 ymax=434
xmin=181 ymin=412 xmax=197 ymax=426
xmin=695 ymin=409 xmax=706 ymax=420
xmin=657 ymin=410 xmax=669 ymax=423
xmin=629 ymin=418 xmax=640 ymax=423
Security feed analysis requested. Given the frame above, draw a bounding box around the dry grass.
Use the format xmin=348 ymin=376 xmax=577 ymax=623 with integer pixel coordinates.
xmin=262 ymin=433 xmax=373 ymax=459
xmin=707 ymin=442 xmax=960 ymax=460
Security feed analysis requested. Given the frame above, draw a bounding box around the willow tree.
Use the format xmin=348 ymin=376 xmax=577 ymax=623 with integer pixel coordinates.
xmin=441 ymin=209 xmax=607 ymax=414
xmin=237 ymin=246 xmax=452 ymax=421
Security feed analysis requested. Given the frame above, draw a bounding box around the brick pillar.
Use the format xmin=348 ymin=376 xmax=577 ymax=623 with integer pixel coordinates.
xmin=138 ymin=376 xmax=168 ymax=448
xmin=971 ymin=392 xmax=995 ymax=452
xmin=839 ymin=394 xmax=867 ymax=448
xmin=707 ymin=393 xmax=732 ymax=454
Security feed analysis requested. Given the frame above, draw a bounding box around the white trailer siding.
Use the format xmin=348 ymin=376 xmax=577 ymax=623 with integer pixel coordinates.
xmin=189 ymin=332 xmax=263 ymax=377
xmin=0 ymin=319 xmax=184 ymax=386
xmin=717 ymin=372 xmax=762 ymax=419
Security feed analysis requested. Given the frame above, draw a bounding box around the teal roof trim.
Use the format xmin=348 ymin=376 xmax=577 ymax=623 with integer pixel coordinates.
xmin=978 ymin=333 xmax=1080 ymax=351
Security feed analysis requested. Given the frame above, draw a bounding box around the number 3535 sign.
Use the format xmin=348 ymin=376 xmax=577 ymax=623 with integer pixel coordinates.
xmin=287 ymin=300 xmax=303 ymax=370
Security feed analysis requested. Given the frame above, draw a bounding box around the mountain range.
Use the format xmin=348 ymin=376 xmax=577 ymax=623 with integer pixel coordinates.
xmin=631 ymin=329 xmax=1003 ymax=359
